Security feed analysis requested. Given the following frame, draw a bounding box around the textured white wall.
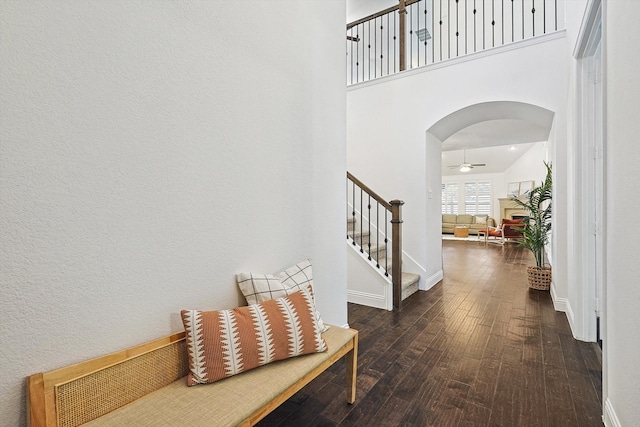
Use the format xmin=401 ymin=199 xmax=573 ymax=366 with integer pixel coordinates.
xmin=347 ymin=0 xmax=395 ymax=22
xmin=605 ymin=1 xmax=640 ymax=424
xmin=347 ymin=34 xmax=568 ymax=297
xmin=0 ymin=1 xmax=346 ymax=425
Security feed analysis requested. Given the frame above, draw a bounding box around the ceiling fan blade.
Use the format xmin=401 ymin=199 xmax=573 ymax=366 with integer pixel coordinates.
xmin=470 ymin=163 xmax=486 ymax=166
xmin=447 ymin=165 xmax=460 ymax=168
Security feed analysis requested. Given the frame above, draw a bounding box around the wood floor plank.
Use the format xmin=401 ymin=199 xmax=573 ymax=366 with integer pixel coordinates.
xmin=517 ymin=363 xmax=548 ymax=427
xmin=459 ymin=401 xmax=492 ymax=427
xmin=567 ymin=369 xmax=604 ymax=427
xmin=489 ymin=363 xmax=522 ymax=426
xmin=256 ymin=240 xmax=602 ymax=426
xmin=544 ymin=366 xmax=580 ymax=427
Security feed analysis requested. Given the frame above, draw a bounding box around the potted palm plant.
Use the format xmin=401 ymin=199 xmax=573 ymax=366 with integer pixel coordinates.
xmin=511 ymin=162 xmax=552 ymax=290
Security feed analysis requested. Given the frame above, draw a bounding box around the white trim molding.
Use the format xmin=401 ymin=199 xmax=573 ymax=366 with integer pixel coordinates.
xmin=349 ymin=30 xmax=567 ymax=92
xmin=347 ymin=289 xmax=389 ymax=311
xmin=550 ymin=282 xmax=577 ymax=338
xmin=603 ymin=398 xmax=621 ymax=427
xmin=421 ymin=270 xmax=443 ymax=291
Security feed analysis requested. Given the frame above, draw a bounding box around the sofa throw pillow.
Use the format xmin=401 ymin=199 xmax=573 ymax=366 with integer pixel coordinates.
xmin=181 ymin=286 xmax=327 ymax=386
xmin=236 ymin=259 xmax=329 ymax=332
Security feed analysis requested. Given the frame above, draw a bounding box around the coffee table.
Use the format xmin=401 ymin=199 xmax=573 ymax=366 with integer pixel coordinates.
xmin=453 ymin=226 xmax=470 ymax=238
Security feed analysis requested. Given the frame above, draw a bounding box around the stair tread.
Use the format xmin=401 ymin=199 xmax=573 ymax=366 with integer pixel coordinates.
xmin=401 ymin=272 xmax=420 ymax=286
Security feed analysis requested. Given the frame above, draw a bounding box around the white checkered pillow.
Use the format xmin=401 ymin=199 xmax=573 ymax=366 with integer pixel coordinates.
xmin=236 ymin=273 xmax=289 ymax=304
xmin=275 ymin=258 xmax=313 ymax=289
xmin=236 ymin=259 xmax=329 ymax=332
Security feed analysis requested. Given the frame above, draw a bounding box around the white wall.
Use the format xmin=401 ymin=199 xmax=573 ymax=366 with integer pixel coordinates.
xmin=425 ymin=131 xmax=443 ymax=288
xmin=604 ymin=1 xmax=640 ymax=424
xmin=348 ymin=33 xmax=568 ymax=297
xmin=347 ymin=0 xmax=395 ymax=22
xmin=0 ymin=1 xmax=346 ymax=426
xmin=503 ymin=141 xmax=548 ymax=186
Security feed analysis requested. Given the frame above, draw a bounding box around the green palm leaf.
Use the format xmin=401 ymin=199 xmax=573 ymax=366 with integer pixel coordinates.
xmin=511 ymin=162 xmax=552 ymax=268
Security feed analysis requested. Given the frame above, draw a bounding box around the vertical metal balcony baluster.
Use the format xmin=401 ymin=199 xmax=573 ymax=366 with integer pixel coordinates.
xmin=425 ymin=2 xmax=428 ymax=66
xmin=501 ymin=0 xmax=505 ymax=45
xmin=432 ymin=0 xmax=436 ymax=62
xmin=482 ymin=0 xmax=486 ymax=50
xmin=512 ymin=0 xmax=515 ymax=42
xmin=448 ymin=0 xmax=451 ymax=58
xmin=491 ymin=0 xmax=496 ymax=47
xmin=532 ymin=0 xmax=536 ymax=37
xmin=439 ymin=0 xmax=442 ymax=61
xmin=374 ymin=17 xmax=377 ymax=78
xmin=473 ymin=0 xmax=477 ymax=52
xmin=455 ymin=0 xmax=459 ymax=57
xmin=521 ymin=0 xmax=525 ymax=39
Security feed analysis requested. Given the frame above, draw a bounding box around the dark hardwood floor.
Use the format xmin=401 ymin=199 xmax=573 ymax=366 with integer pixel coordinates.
xmin=258 ymin=240 xmax=603 ymax=426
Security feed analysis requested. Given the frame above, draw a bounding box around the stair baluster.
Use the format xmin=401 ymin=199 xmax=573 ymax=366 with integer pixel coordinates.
xmin=347 ymin=172 xmax=405 ymax=311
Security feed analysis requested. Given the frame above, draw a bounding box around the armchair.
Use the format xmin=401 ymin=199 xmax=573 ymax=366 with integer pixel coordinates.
xmin=480 ymin=219 xmax=524 ymax=244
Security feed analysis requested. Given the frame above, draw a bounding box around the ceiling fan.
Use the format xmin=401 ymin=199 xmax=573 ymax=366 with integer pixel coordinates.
xmin=447 ymin=150 xmax=486 ymax=172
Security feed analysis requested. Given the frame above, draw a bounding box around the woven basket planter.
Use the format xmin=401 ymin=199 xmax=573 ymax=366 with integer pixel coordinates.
xmin=527 ymin=266 xmax=552 ymax=291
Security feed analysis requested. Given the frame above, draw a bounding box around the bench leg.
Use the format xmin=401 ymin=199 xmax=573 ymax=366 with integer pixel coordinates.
xmin=345 ymin=336 xmax=358 ymax=404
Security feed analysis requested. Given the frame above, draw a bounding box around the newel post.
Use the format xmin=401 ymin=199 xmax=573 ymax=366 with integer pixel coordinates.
xmin=398 ymin=0 xmax=407 ymax=72
xmin=390 ymin=199 xmax=404 ymax=311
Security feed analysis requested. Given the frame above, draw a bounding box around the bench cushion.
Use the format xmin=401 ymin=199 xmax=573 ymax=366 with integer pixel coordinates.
xmin=181 ymin=286 xmax=326 ymax=385
xmin=83 ymin=326 xmax=355 ymax=427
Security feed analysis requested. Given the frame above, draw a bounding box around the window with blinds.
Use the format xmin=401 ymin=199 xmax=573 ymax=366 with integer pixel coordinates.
xmin=464 ymin=181 xmax=491 ymax=215
xmin=441 ymin=183 xmax=458 ymax=214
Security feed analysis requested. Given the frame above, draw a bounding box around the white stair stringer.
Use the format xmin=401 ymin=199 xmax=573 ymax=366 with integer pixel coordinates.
xmin=347 ymin=243 xmax=393 ymax=310
xmin=346 ymin=238 xmax=420 ymax=311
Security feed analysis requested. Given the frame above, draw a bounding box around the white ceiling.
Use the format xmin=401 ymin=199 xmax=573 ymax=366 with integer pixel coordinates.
xmin=441 ymin=119 xmax=547 ymax=176
xmin=442 ymin=143 xmax=536 ymax=176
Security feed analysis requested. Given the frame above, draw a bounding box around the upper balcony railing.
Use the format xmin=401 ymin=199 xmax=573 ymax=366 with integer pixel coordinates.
xmin=347 ymin=0 xmax=563 ymax=85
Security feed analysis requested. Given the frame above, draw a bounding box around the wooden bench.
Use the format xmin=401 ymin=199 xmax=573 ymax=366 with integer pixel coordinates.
xmin=28 ymin=325 xmax=358 ymax=427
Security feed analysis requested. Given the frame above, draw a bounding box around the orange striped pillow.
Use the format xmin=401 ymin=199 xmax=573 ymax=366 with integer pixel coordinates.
xmin=180 ymin=285 xmax=327 ymax=386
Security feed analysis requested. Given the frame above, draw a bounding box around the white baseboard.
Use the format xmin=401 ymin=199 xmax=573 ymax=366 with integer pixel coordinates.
xmin=550 ymin=282 xmax=577 ymax=335
xmin=420 ymin=270 xmax=443 ymax=291
xmin=347 ymin=289 xmax=390 ymax=311
xmin=603 ymin=398 xmax=621 ymax=427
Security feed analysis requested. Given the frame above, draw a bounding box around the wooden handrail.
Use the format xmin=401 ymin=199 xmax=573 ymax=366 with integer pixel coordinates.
xmin=346 ymin=0 xmax=421 ymax=29
xmin=347 ymin=5 xmax=398 ymax=30
xmin=347 ymin=172 xmax=392 ymax=211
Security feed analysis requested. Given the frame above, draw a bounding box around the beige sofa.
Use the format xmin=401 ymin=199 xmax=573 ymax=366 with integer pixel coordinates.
xmin=442 ymin=214 xmax=496 ymax=235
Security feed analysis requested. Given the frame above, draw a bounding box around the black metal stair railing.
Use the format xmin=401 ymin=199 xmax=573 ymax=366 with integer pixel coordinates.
xmin=347 ymin=172 xmax=404 ymax=311
xmin=347 ymin=0 xmax=561 ymax=85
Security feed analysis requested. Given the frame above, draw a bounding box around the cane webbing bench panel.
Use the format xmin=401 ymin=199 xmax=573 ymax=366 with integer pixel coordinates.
xmin=56 ymin=339 xmax=189 ymax=427
xmin=27 ymin=332 xmax=187 ymax=427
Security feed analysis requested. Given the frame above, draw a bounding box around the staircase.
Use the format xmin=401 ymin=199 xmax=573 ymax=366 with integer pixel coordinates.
xmin=347 ymin=216 xmax=420 ymax=303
